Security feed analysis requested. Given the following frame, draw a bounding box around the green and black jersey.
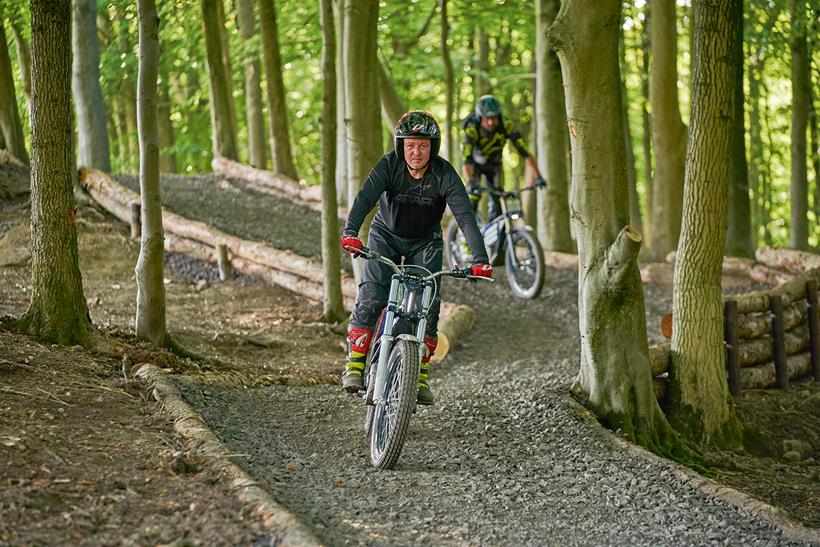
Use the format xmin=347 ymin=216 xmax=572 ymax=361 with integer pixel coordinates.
xmin=344 ymin=151 xmax=489 ymax=263
xmin=462 ymin=114 xmax=532 ymax=167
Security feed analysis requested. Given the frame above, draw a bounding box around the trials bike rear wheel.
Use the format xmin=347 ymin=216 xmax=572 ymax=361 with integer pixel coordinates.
xmin=370 ymin=339 xmax=420 ymax=470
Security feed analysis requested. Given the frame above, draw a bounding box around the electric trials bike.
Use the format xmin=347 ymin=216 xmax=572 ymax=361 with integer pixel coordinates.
xmin=344 ymin=244 xmax=493 ymax=470
xmin=444 ymin=184 xmax=545 ymax=299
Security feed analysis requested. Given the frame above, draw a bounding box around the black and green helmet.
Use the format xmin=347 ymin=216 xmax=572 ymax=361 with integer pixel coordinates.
xmin=475 ymin=95 xmax=502 ymax=118
xmin=395 ymin=110 xmax=441 ymax=159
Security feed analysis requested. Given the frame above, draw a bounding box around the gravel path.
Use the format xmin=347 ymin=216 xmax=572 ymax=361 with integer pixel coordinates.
xmin=155 ymin=175 xmax=800 ymax=545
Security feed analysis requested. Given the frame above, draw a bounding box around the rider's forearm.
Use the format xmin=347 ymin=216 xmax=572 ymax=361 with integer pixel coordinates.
xmin=462 ymin=162 xmax=475 ymax=182
xmin=525 ymin=157 xmax=542 ymax=181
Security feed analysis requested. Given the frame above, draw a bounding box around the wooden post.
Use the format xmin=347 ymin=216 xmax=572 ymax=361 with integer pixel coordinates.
xmin=216 ymin=244 xmax=231 ymax=281
xmin=129 ymin=202 xmax=141 ymax=239
xmin=807 ymin=279 xmax=820 ymax=381
xmin=770 ymin=294 xmax=788 ymax=389
xmin=724 ymin=299 xmax=740 ymax=396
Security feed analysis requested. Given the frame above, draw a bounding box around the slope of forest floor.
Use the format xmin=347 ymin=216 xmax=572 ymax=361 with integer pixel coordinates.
xmin=0 ymin=167 xmax=818 ymax=543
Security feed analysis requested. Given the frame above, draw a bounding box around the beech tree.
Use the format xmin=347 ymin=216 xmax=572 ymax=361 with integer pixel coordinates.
xmin=535 ymin=0 xmax=573 ymax=252
xmin=13 ymin=0 xmax=91 ymax=347
xmin=550 ymin=0 xmax=677 ymax=453
xmin=9 ymin=18 xmax=31 ymax=115
xmin=788 ymin=0 xmax=809 ymax=251
xmin=648 ymin=0 xmax=686 ymax=260
xmin=440 ymin=0 xmax=454 ymax=161
xmin=71 ymin=0 xmax=110 ymax=171
xmin=135 ymin=0 xmax=169 ymax=346
xmin=319 ymin=0 xmax=344 ymax=323
xmin=0 ymin=12 xmax=28 ymax=164
xmin=201 ymin=0 xmax=238 ymax=160
xmin=260 ymin=0 xmax=299 ymax=179
xmin=343 ymin=0 xmax=381 ymax=281
xmin=668 ymin=0 xmax=743 ymax=447
xmin=237 ymin=0 xmax=266 ymax=169
xmin=377 ymin=61 xmax=407 ymax=131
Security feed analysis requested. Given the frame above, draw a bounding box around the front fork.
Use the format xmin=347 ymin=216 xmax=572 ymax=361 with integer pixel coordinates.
xmin=371 ymin=280 xmax=432 ymax=406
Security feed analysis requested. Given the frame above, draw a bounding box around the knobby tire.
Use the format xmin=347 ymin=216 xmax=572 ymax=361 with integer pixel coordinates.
xmin=505 ymin=230 xmax=545 ymax=299
xmin=370 ymin=339 xmax=420 ymax=470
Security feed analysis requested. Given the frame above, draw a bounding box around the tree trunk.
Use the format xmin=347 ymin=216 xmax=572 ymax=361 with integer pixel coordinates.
xmin=440 ymin=0 xmax=455 ymax=161
xmin=124 ymin=89 xmax=139 ymax=173
xmin=810 ymin=71 xmax=819 ymax=230
xmin=13 ymin=0 xmax=91 ymax=347
xmin=343 ymin=0 xmax=381 ymax=282
xmin=158 ymin=79 xmax=176 ymax=173
xmin=549 ymin=0 xmax=676 ymax=453
xmin=535 ymin=0 xmax=573 ymax=252
xmin=72 ymin=0 xmax=111 ymax=171
xmin=669 ymin=0 xmax=743 ymax=447
xmin=237 ymin=0 xmax=267 ymax=169
xmin=333 ymin=0 xmax=347 ymax=206
xmin=620 ymin=25 xmax=643 ymax=236
xmin=475 ymin=25 xmax=490 ymax=97
xmin=640 ymin=6 xmax=653 ymax=246
xmin=648 ymin=0 xmax=686 ymax=260
xmin=319 ymin=0 xmax=345 ymax=323
xmin=9 ymin=20 xmax=32 ymax=114
xmin=201 ymin=0 xmax=238 ymax=160
xmin=725 ymin=3 xmax=753 ymax=258
xmin=260 ymin=0 xmax=299 ymax=179
xmin=376 ymin=60 xmax=406 ymax=130
xmin=789 ymin=0 xmax=809 ymax=250
xmin=748 ymin=56 xmax=764 ymax=242
xmin=0 ymin=16 xmax=29 ymax=164
xmin=135 ymin=0 xmax=169 ymax=346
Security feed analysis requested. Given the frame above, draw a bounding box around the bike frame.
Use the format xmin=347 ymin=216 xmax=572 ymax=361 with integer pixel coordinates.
xmin=482 ymin=186 xmax=537 ymax=268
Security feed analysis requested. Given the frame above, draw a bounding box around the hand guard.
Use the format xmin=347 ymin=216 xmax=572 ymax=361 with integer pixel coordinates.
xmin=341 ymin=235 xmax=363 ymax=255
xmin=471 ymin=262 xmax=493 ymax=279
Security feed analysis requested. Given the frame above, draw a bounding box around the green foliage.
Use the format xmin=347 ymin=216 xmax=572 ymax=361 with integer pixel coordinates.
xmin=1 ymin=0 xmax=816 ymax=249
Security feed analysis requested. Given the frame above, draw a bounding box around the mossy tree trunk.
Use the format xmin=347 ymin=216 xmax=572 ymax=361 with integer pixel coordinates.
xmin=535 ymin=0 xmax=573 ymax=253
xmin=260 ymin=0 xmax=299 ymax=180
xmin=319 ymin=0 xmax=345 ymax=323
xmin=135 ymin=0 xmax=169 ymax=346
xmin=14 ymin=0 xmax=91 ymax=348
xmin=648 ymin=0 xmax=686 ymax=260
xmin=201 ymin=0 xmax=238 ymax=161
xmin=639 ymin=6 xmax=653 ymax=246
xmin=343 ymin=0 xmax=381 ymax=283
xmin=0 ymin=13 xmax=29 ymax=164
xmin=669 ymin=0 xmax=743 ymax=447
xmin=237 ymin=0 xmax=267 ymax=169
xmin=71 ymin=0 xmax=111 ymax=171
xmin=620 ymin=25 xmax=643 ymax=236
xmin=549 ymin=0 xmax=677 ymax=453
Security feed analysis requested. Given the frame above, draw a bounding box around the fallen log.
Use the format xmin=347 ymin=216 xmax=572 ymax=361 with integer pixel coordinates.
xmin=543 ymin=251 xmax=579 ymax=270
xmin=739 ymin=352 xmax=813 ymax=389
xmin=80 ymin=168 xmax=358 ymax=308
xmin=755 ymin=246 xmax=820 ymax=275
xmin=211 ymin=155 xmax=322 ymax=203
xmin=736 ymin=300 xmax=807 ymax=339
xmin=433 ymin=304 xmax=475 ymax=363
xmin=665 ymin=251 xmax=795 ymax=287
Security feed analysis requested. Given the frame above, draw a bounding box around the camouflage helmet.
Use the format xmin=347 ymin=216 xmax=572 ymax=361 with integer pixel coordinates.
xmin=475 ymin=95 xmax=502 ymax=118
xmin=394 ymin=110 xmax=441 ymax=160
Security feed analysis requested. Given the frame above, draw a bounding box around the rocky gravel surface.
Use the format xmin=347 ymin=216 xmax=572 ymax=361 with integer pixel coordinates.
xmin=141 ymin=173 xmax=806 ymax=545
xmin=179 ymin=271 xmax=799 ymax=546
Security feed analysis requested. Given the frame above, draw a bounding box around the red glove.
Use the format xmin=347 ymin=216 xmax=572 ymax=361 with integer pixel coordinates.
xmin=471 ymin=262 xmax=493 ymax=279
xmin=341 ymin=235 xmax=363 ymax=255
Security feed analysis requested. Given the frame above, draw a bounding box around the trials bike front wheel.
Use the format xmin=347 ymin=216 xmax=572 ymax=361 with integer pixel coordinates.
xmin=370 ymin=339 xmax=420 ymax=470
xmin=504 ymin=229 xmax=545 ymax=299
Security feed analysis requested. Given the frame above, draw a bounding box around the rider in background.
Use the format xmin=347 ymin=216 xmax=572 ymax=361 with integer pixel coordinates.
xmin=341 ymin=111 xmax=492 ymax=405
xmin=462 ymin=95 xmax=546 ymax=221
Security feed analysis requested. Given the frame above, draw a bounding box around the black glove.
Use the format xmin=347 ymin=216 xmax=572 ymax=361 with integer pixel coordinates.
xmin=534 ymin=177 xmax=547 ymax=188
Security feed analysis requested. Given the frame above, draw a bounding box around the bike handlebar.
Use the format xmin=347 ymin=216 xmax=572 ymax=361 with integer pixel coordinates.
xmin=343 ymin=245 xmax=494 ymax=283
xmin=468 ymin=183 xmax=543 ymax=200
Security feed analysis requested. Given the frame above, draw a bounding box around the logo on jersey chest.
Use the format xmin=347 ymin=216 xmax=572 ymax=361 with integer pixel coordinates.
xmin=395 ymin=192 xmax=434 ymax=206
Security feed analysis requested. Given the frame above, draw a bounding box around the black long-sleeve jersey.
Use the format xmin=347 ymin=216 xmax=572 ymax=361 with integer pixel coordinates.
xmin=344 ymin=151 xmax=489 ymax=263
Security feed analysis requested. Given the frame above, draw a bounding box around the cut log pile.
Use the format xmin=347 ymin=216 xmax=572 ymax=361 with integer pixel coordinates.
xmin=79 ymin=168 xmax=470 ymax=361
xmin=650 ymin=267 xmax=820 ymax=397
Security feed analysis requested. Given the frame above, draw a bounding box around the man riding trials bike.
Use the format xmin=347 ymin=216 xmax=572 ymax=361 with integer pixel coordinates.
xmin=340 ymin=110 xmax=492 ymax=405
